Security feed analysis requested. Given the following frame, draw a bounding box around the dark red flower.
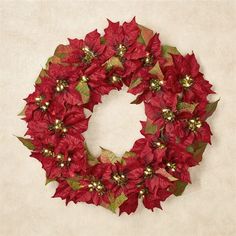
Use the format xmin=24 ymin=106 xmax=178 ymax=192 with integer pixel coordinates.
xmin=31 ymin=135 xmax=87 ymax=179
xmin=26 ymin=105 xmax=88 ymax=141
xmin=165 ymin=53 xmax=215 ymax=103
xmin=65 ymin=29 xmax=114 ymax=65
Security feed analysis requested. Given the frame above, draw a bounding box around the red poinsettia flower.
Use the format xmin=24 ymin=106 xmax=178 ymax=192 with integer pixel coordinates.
xmin=24 ymin=82 xmax=54 ymax=122
xmin=72 ymin=164 xmax=111 ymax=206
xmin=144 ymin=92 xmax=179 ymax=134
xmin=128 ymin=66 xmax=168 ymax=103
xmin=41 ymin=63 xmax=82 ymax=105
xmin=165 ymin=53 xmax=215 ymax=103
xmin=104 ymin=18 xmax=146 ymax=80
xmin=175 ymin=103 xmax=212 ymax=145
xmin=163 ymin=145 xmax=192 ymax=183
xmin=31 ymin=135 xmax=87 ymax=179
xmin=26 ymin=105 xmax=89 ymax=141
xmin=119 ymin=163 xmax=172 ymax=214
xmin=144 ymin=33 xmax=165 ymax=67
xmin=101 ymin=157 xmax=143 ymax=197
xmin=65 ymin=29 xmax=114 ymax=65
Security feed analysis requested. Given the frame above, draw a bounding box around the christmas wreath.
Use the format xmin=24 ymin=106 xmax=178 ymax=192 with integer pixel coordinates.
xmin=18 ymin=18 xmax=218 ymax=215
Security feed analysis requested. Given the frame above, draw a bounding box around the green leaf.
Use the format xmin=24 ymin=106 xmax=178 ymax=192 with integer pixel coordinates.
xmin=149 ymin=61 xmax=164 ymax=80
xmin=194 ymin=142 xmax=207 ymax=162
xmin=170 ymin=180 xmax=188 ymax=196
xmin=17 ymin=137 xmax=35 ymax=150
xmin=100 ymin=147 xmax=121 ymax=164
xmin=144 ymin=120 xmax=158 ymax=135
xmin=45 ymin=178 xmax=55 ymax=185
xmin=161 ymin=45 xmax=180 ymax=66
xmin=137 ymin=24 xmax=154 ymax=45
xmin=85 ymin=143 xmax=98 ymax=166
xmin=129 ymin=77 xmax=142 ymax=90
xmin=104 ymin=56 xmax=123 ymax=71
xmin=100 ymin=36 xmax=106 ymax=44
xmin=54 ymin=44 xmax=71 ymax=58
xmin=76 ymin=81 xmax=90 ymax=104
xmin=177 ymin=102 xmax=198 ymax=113
xmin=108 ymin=193 xmax=128 ymax=213
xmin=66 ymin=179 xmax=81 ymax=190
xmin=205 ymin=99 xmax=219 ymax=119
xmin=18 ymin=106 xmax=26 ymax=116
xmin=121 ymin=151 xmax=136 ymax=165
xmin=35 ymin=69 xmax=47 ymax=84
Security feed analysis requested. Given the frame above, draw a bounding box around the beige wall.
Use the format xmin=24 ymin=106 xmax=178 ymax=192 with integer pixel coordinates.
xmin=0 ymin=0 xmax=235 ymax=236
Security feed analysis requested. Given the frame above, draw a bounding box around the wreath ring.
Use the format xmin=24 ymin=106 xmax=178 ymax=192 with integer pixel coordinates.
xmin=18 ymin=18 xmax=218 ymax=215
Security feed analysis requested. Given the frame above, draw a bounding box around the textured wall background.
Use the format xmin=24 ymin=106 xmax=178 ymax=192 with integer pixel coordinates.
xmin=0 ymin=1 xmax=236 ymax=236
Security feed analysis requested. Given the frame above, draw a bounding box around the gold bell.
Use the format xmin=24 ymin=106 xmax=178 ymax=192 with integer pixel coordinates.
xmin=116 ymin=44 xmax=127 ymax=58
xmin=143 ymin=166 xmax=154 ymax=178
xmin=55 ymin=80 xmax=68 ymax=92
xmin=88 ymin=180 xmax=105 ymax=195
xmin=81 ymin=75 xmax=89 ymax=82
xmin=152 ymin=141 xmax=166 ymax=149
xmin=144 ymin=52 xmax=153 ymax=66
xmin=162 ymin=108 xmax=175 ymax=122
xmin=166 ymin=162 xmax=176 ymax=172
xmin=42 ymin=148 xmax=53 ymax=157
xmin=112 ymin=173 xmax=126 ymax=186
xmin=40 ymin=101 xmax=50 ymax=111
xmin=110 ymin=75 xmax=121 ymax=84
xmin=180 ymin=75 xmax=193 ymax=88
xmin=188 ymin=118 xmax=202 ymax=132
xmin=82 ymin=46 xmax=95 ymax=63
xmin=138 ymin=188 xmax=148 ymax=198
xmin=149 ymin=79 xmax=163 ymax=92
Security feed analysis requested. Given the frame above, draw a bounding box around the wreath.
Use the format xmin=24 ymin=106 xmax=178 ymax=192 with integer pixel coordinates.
xmin=18 ymin=18 xmax=218 ymax=215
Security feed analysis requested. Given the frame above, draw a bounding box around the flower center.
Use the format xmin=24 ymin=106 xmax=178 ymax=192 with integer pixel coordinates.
xmin=35 ymin=96 xmax=50 ymax=111
xmin=82 ymin=46 xmax=95 ymax=63
xmin=138 ymin=188 xmax=148 ymax=198
xmin=116 ymin=44 xmax=127 ymax=58
xmin=152 ymin=141 xmax=166 ymax=149
xmin=110 ymin=75 xmax=122 ymax=84
xmin=188 ymin=118 xmax=202 ymax=132
xmin=42 ymin=148 xmax=54 ymax=157
xmin=55 ymin=80 xmax=68 ymax=92
xmin=49 ymin=119 xmax=68 ymax=134
xmin=143 ymin=166 xmax=154 ymax=178
xmin=166 ymin=162 xmax=176 ymax=172
xmin=162 ymin=108 xmax=175 ymax=122
xmin=112 ymin=173 xmax=126 ymax=186
xmin=81 ymin=75 xmax=89 ymax=82
xmin=149 ymin=79 xmax=163 ymax=92
xmin=88 ymin=180 xmax=105 ymax=195
xmin=180 ymin=75 xmax=193 ymax=88
xmin=144 ymin=52 xmax=153 ymax=66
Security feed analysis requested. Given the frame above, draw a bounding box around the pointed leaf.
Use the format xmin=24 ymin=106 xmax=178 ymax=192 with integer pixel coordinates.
xmin=76 ymin=81 xmax=90 ymax=104
xmin=129 ymin=77 xmax=142 ymax=90
xmin=177 ymin=102 xmax=198 ymax=113
xmin=162 ymin=45 xmax=180 ymax=66
xmin=35 ymin=69 xmax=47 ymax=84
xmin=18 ymin=106 xmax=26 ymax=116
xmin=100 ymin=147 xmax=121 ymax=164
xmin=149 ymin=61 xmax=164 ymax=80
xmin=188 ymin=141 xmax=208 ymax=163
xmin=45 ymin=178 xmax=55 ymax=185
xmin=85 ymin=143 xmax=98 ymax=166
xmin=137 ymin=25 xmax=154 ymax=45
xmin=66 ymin=179 xmax=81 ymax=190
xmin=144 ymin=120 xmax=158 ymax=135
xmin=17 ymin=137 xmax=34 ymax=150
xmin=108 ymin=193 xmax=128 ymax=213
xmin=104 ymin=56 xmax=123 ymax=70
xmin=169 ymin=180 xmax=188 ymax=196
xmin=205 ymin=99 xmax=219 ymax=119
